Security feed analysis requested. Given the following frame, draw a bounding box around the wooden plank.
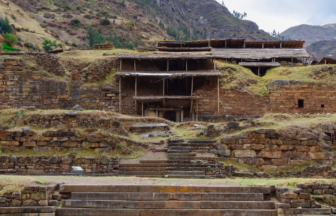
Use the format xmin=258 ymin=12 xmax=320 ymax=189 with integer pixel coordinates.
xmin=217 ymin=77 xmax=219 ymax=114
xmin=119 ymin=78 xmax=121 ymax=114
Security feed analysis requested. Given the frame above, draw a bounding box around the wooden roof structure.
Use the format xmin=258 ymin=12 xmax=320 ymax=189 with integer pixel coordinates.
xmin=245 ymin=41 xmax=305 ymax=49
xmin=211 ymin=48 xmax=310 ymax=60
xmin=156 ymin=47 xmax=211 ymax=52
xmin=317 ymin=57 xmax=336 ymax=65
xmin=117 ymin=53 xmax=213 ymax=60
xmin=157 ymin=40 xmax=209 ymax=48
xmin=239 ymin=62 xmax=281 ymax=67
xmin=210 ymin=39 xmax=245 ymax=48
xmin=134 ymin=95 xmax=200 ymax=101
xmin=116 ymin=70 xmax=222 ymax=77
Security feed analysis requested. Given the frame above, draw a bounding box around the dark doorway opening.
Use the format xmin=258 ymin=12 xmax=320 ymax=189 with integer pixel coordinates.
xmin=298 ymin=99 xmax=304 ymax=108
xmin=321 ymin=104 xmax=325 ymax=108
xmin=165 ymin=111 xmax=176 ymax=122
xmin=167 ymin=78 xmax=187 ymax=94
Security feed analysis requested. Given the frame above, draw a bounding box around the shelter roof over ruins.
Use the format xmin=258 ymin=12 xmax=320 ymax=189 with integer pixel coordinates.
xmin=134 ymin=95 xmax=201 ymax=101
xmin=117 ymin=53 xmax=213 ymax=60
xmin=239 ymin=62 xmax=281 ymax=67
xmin=116 ymin=70 xmax=222 ymax=77
xmin=211 ymin=48 xmax=310 ymax=60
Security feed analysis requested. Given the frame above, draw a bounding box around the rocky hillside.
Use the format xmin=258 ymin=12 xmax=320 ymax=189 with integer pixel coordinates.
xmin=306 ymin=40 xmax=336 ymax=61
xmin=280 ymin=23 xmax=336 ymax=47
xmin=6 ymin=0 xmax=275 ymax=49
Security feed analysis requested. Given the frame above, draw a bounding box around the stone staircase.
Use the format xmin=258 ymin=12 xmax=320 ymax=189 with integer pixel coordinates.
xmin=118 ymin=139 xmax=217 ymax=178
xmin=56 ymin=185 xmax=277 ymax=216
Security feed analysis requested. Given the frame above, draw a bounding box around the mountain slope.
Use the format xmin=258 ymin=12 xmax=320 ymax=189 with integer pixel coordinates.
xmin=280 ymin=23 xmax=336 ymax=47
xmin=6 ymin=0 xmax=275 ymax=49
xmin=306 ymin=40 xmax=336 ymax=61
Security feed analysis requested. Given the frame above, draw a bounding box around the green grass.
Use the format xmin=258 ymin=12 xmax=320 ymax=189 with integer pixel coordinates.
xmin=35 ymin=178 xmax=48 ymax=185
xmin=219 ymin=159 xmax=260 ymax=172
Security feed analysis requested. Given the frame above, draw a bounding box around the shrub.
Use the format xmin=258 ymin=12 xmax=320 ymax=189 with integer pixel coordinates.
xmin=112 ymin=15 xmax=117 ymax=19
xmin=100 ymin=18 xmax=110 ymax=25
xmin=121 ymin=0 xmax=126 ymax=7
xmin=24 ymin=42 xmax=34 ymax=48
xmin=4 ymin=33 xmax=18 ymax=47
xmin=42 ymin=38 xmax=58 ymax=51
xmin=11 ymin=14 xmax=16 ymax=20
xmin=72 ymin=42 xmax=77 ymax=47
xmin=71 ymin=18 xmax=81 ymax=25
xmin=57 ymin=43 xmax=63 ymax=48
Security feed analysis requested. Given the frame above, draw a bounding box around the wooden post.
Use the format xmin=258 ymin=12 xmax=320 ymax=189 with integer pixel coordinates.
xmin=292 ymin=58 xmax=294 ymax=67
xmin=262 ymin=43 xmax=264 ymax=49
xmin=119 ymin=77 xmax=121 ymax=113
xmin=280 ymin=43 xmax=282 ymax=49
xmin=190 ymin=99 xmax=193 ymax=118
xmin=208 ymin=40 xmax=210 ymax=47
xmin=135 ymin=77 xmax=137 ymax=111
xmin=214 ymin=59 xmax=216 ymax=70
xmin=191 ymin=77 xmax=194 ymax=95
xmin=120 ymin=59 xmax=122 ymax=71
xmin=181 ymin=110 xmax=184 ymax=123
xmin=196 ymin=100 xmax=199 ymax=122
xmin=225 ymin=40 xmax=227 ymax=48
xmin=163 ymin=79 xmax=165 ymax=95
xmin=186 ymin=59 xmax=188 ymax=71
xmin=134 ymin=59 xmax=136 ymax=71
xmin=167 ymin=59 xmax=169 ymax=71
xmin=243 ymin=40 xmax=246 ymax=49
xmin=142 ymin=102 xmax=143 ymax=117
xmin=258 ymin=67 xmax=260 ymax=77
xmin=217 ymin=77 xmax=219 ymax=114
xmin=325 ymin=59 xmax=327 ymax=65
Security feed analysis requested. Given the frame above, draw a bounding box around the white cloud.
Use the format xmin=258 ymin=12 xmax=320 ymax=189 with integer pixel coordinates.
xmin=218 ymin=0 xmax=336 ymax=33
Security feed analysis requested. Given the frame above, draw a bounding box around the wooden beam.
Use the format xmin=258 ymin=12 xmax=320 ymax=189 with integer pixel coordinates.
xmin=262 ymin=43 xmax=264 ymax=49
xmin=214 ymin=59 xmax=216 ymax=70
xmin=142 ymin=102 xmax=143 ymax=117
xmin=186 ymin=59 xmax=188 ymax=71
xmin=258 ymin=67 xmax=260 ymax=77
xmin=190 ymin=99 xmax=193 ymax=115
xmin=134 ymin=59 xmax=136 ymax=71
xmin=167 ymin=59 xmax=169 ymax=71
xmin=196 ymin=100 xmax=199 ymax=122
xmin=181 ymin=110 xmax=184 ymax=123
xmin=217 ymin=77 xmax=219 ymax=114
xmin=120 ymin=59 xmax=122 ymax=71
xmin=163 ymin=79 xmax=165 ymax=95
xmin=135 ymin=76 xmax=137 ymax=112
xmin=119 ymin=77 xmax=121 ymax=114
xmin=191 ymin=77 xmax=194 ymax=95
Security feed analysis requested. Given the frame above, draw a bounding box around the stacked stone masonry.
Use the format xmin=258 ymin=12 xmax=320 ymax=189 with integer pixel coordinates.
xmin=219 ymin=128 xmax=333 ymax=169
xmin=0 ymin=58 xmax=120 ymax=112
xmin=0 ymin=127 xmax=119 ymax=154
xmin=0 ymin=155 xmax=119 ymax=175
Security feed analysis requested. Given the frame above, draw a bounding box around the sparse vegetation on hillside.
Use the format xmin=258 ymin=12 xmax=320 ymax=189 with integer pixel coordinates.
xmin=42 ymin=39 xmax=58 ymax=51
xmin=0 ymin=16 xmax=12 ymax=34
xmin=3 ymin=33 xmax=18 ymax=47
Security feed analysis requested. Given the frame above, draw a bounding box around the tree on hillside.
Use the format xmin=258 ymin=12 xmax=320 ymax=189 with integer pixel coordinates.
xmin=4 ymin=33 xmax=18 ymax=47
xmin=87 ymin=25 xmax=106 ymax=47
xmin=233 ymin=10 xmax=247 ymax=19
xmin=0 ymin=16 xmax=12 ymax=34
xmin=42 ymin=39 xmax=58 ymax=51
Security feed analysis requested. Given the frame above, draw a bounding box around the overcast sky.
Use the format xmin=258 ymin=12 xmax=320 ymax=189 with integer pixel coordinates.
xmin=218 ymin=0 xmax=336 ymax=33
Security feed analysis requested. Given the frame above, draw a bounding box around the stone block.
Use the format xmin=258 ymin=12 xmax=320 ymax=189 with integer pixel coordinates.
xmin=271 ymin=159 xmax=287 ymax=166
xmin=217 ymin=149 xmax=231 ymax=157
xmin=295 ymin=146 xmax=310 ymax=152
xmin=38 ymin=200 xmax=48 ymax=206
xmin=310 ymin=146 xmax=320 ymax=152
xmin=291 ymin=202 xmax=311 ymax=208
xmin=62 ymin=142 xmax=79 ymax=148
xmin=23 ymin=142 xmax=37 ymax=147
xmin=284 ymin=193 xmax=298 ymax=199
xmin=1 ymin=141 xmax=20 ymax=146
xmin=23 ymin=199 xmax=37 ymax=206
xmin=250 ymin=144 xmax=264 ymax=150
xmin=301 ymin=140 xmax=317 ymax=146
xmin=280 ymin=145 xmax=295 ymax=151
xmin=309 ymin=152 xmax=326 ymax=160
xmin=233 ymin=150 xmax=256 ymax=158
xmin=299 ymin=193 xmax=311 ymax=199
xmin=258 ymin=151 xmax=282 ymax=159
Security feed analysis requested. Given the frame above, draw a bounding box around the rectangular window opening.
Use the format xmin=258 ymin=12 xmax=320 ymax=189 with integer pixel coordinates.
xmin=298 ymin=99 xmax=304 ymax=108
xmin=321 ymin=104 xmax=325 ymax=108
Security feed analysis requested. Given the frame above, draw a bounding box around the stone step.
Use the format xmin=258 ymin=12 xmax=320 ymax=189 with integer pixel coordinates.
xmin=120 ymin=164 xmax=214 ymax=167
xmin=62 ymin=200 xmax=275 ymax=209
xmin=167 ymin=171 xmax=205 ymax=175
xmin=0 ymin=207 xmax=56 ymax=214
xmin=56 ymin=208 xmax=277 ymax=216
xmin=167 ymin=150 xmax=192 ymax=153
xmin=279 ymin=208 xmax=331 ymax=215
xmin=168 ymin=144 xmax=214 ymax=147
xmin=117 ymin=171 xmax=168 ymax=175
xmin=70 ymin=192 xmax=265 ymax=201
xmin=59 ymin=185 xmax=271 ymax=194
xmin=168 ymin=153 xmax=197 ymax=157
xmin=120 ymin=167 xmax=168 ymax=171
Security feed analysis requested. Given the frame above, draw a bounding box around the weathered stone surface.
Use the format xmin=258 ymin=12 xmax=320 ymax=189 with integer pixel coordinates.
xmin=23 ymin=199 xmax=37 ymax=206
xmin=258 ymin=151 xmax=282 ymax=159
xmin=233 ymin=150 xmax=256 ymax=158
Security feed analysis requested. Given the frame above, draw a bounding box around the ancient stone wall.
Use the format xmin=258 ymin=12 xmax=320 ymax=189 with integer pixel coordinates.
xmin=0 ymin=59 xmax=120 ymax=112
xmin=218 ymin=128 xmax=334 ymax=169
xmin=194 ymin=77 xmax=268 ymax=116
xmin=35 ymin=53 xmax=66 ymax=76
xmin=0 ymin=127 xmax=120 ymax=153
xmin=268 ymin=80 xmax=336 ymax=114
xmin=0 ymin=154 xmax=119 ymax=175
